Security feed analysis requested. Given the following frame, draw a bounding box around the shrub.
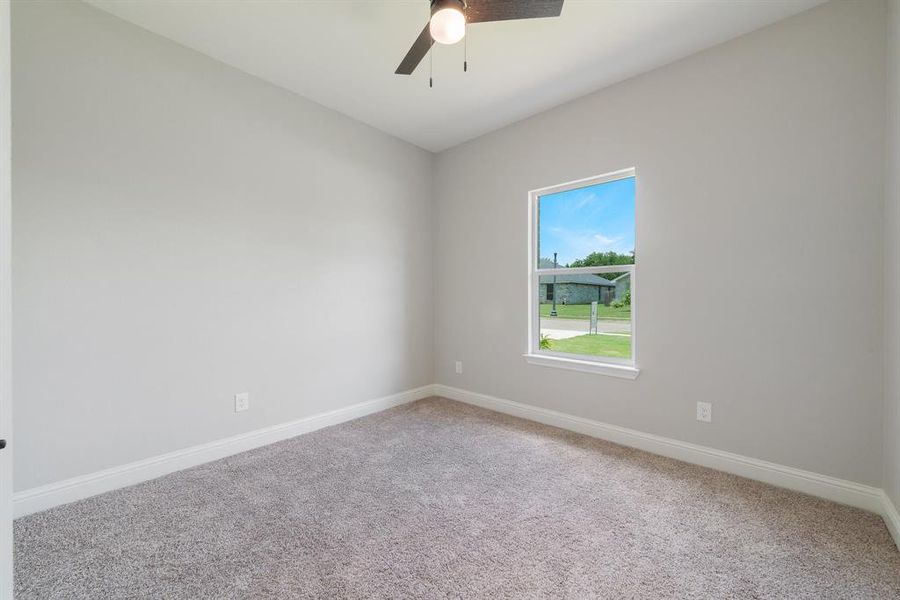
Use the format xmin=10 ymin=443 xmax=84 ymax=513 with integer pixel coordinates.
xmin=611 ymin=289 xmax=631 ymax=308
xmin=539 ymin=334 xmax=552 ymax=350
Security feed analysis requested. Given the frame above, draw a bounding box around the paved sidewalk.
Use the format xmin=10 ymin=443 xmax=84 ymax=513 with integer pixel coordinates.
xmin=541 ymin=317 xmax=631 ymax=339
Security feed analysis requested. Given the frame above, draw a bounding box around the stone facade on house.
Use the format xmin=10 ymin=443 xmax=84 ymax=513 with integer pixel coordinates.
xmin=614 ymin=272 xmax=631 ymax=300
xmin=539 ymin=273 xmax=616 ymax=305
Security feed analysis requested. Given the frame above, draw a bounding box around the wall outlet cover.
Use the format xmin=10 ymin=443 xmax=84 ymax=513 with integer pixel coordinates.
xmin=455 ymin=361 xmax=463 ymax=375
xmin=696 ymin=401 xmax=712 ymax=423
xmin=234 ymin=392 xmax=250 ymax=413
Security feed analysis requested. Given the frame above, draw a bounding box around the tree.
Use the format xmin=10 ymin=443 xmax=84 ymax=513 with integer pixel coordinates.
xmin=567 ymin=251 xmax=634 ymax=280
xmin=567 ymin=250 xmax=634 ymax=268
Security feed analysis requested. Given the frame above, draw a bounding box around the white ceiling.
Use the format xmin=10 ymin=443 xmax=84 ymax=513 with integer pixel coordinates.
xmin=85 ymin=0 xmax=825 ymax=152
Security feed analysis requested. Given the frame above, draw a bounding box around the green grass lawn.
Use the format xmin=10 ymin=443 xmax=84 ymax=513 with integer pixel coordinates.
xmin=545 ymin=333 xmax=631 ymax=359
xmin=539 ymin=303 xmax=630 ymax=320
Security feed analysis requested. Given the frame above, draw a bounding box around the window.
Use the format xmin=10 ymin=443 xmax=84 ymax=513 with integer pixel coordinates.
xmin=525 ymin=168 xmax=638 ymax=379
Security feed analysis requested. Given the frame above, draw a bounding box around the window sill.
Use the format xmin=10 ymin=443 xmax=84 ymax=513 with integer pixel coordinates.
xmin=522 ymin=353 xmax=640 ymax=380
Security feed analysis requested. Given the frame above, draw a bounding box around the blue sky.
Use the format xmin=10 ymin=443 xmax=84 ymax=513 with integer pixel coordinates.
xmin=538 ymin=177 xmax=635 ymax=266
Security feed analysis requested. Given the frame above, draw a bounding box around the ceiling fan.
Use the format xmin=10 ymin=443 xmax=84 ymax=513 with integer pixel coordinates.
xmin=395 ymin=0 xmax=565 ymax=77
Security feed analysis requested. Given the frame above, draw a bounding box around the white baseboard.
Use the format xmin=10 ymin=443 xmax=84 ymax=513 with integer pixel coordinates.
xmin=14 ymin=381 xmax=900 ymax=552
xmin=881 ymin=491 xmax=900 ymax=550
xmin=13 ymin=385 xmax=435 ymax=518
xmin=433 ymin=384 xmax=888 ymax=519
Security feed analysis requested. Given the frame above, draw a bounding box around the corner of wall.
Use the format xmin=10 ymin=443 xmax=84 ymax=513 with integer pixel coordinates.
xmin=429 ymin=150 xmax=439 ymax=388
xmin=883 ymin=0 xmax=900 ymax=522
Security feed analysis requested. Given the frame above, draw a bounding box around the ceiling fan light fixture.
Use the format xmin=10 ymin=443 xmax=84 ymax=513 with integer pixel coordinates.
xmin=429 ymin=0 xmax=466 ymax=45
xmin=395 ymin=0 xmax=563 ymax=76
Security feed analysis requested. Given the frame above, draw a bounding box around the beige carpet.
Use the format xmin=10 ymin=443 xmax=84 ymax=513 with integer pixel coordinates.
xmin=14 ymin=397 xmax=900 ymax=598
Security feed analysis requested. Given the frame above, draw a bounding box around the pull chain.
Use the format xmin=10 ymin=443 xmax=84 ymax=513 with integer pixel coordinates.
xmin=464 ymin=6 xmax=468 ymax=72
xmin=429 ymin=45 xmax=433 ymax=88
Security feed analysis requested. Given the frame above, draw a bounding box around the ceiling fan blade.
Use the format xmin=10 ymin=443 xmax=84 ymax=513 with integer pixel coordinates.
xmin=395 ymin=23 xmax=434 ymax=75
xmin=466 ymin=0 xmax=564 ymax=24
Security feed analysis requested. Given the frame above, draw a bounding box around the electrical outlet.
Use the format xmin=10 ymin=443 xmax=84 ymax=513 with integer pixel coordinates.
xmin=234 ymin=392 xmax=249 ymax=413
xmin=455 ymin=360 xmax=463 ymax=375
xmin=696 ymin=401 xmax=712 ymax=423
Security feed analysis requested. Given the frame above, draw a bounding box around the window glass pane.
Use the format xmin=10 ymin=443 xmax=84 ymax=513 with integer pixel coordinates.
xmin=538 ymin=270 xmax=632 ymax=361
xmin=537 ymin=176 xmax=635 ymax=271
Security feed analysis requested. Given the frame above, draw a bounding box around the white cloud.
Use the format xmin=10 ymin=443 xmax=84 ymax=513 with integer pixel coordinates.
xmin=594 ymin=233 xmax=622 ymax=246
xmin=541 ymin=225 xmax=633 ymax=264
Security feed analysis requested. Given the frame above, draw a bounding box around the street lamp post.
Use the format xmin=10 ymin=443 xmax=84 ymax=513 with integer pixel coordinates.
xmin=550 ymin=252 xmax=558 ymax=317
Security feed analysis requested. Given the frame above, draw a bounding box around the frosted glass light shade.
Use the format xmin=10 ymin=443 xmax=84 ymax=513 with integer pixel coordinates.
xmin=429 ymin=7 xmax=465 ymax=45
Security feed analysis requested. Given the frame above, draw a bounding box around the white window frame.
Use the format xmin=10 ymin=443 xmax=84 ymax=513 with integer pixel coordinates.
xmin=524 ymin=167 xmax=640 ymax=379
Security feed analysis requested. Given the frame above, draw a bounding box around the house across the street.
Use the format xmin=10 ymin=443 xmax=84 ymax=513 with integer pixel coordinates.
xmin=539 ymin=273 xmax=616 ymax=305
xmin=613 ymin=272 xmax=631 ymax=299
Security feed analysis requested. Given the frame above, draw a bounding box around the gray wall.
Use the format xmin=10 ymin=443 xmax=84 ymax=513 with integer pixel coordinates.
xmin=12 ymin=0 xmax=896 ymax=499
xmin=0 ymin=0 xmax=10 ymax=593
xmin=885 ymin=0 xmax=900 ymax=512
xmin=434 ymin=0 xmax=886 ymax=486
xmin=12 ymin=1 xmax=434 ymax=491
